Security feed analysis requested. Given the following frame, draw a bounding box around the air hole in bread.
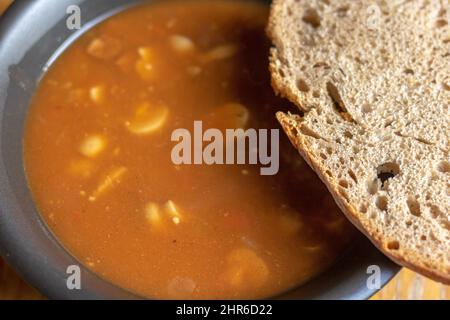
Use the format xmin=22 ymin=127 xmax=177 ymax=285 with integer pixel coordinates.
xmin=384 ymin=118 xmax=394 ymax=128
xmin=394 ymin=131 xmax=404 ymax=139
xmin=296 ymin=79 xmax=310 ymax=92
xmin=313 ymin=90 xmax=320 ymax=98
xmin=437 ymin=161 xmax=450 ymax=173
xmin=387 ymin=241 xmax=400 ymax=250
xmin=436 ymin=19 xmax=448 ymax=28
xmin=376 ymin=196 xmax=388 ymax=211
xmin=339 ymin=180 xmax=349 ymax=189
xmin=336 ymin=6 xmax=349 ymax=18
xmin=348 ymin=169 xmax=358 ymax=183
xmin=300 ymin=125 xmax=323 ymax=140
xmin=313 ymin=62 xmax=330 ymax=69
xmin=443 ymin=80 xmax=450 ymax=91
xmin=403 ymin=68 xmax=414 ymax=75
xmin=414 ymin=137 xmax=432 ymax=145
xmin=343 ymin=130 xmax=353 ymax=139
xmin=320 ymin=153 xmax=327 ymax=160
xmin=406 ymin=197 xmax=421 ymax=217
xmin=442 ymin=220 xmax=450 ymax=232
xmin=302 ymin=9 xmax=321 ymax=28
xmin=405 ymin=220 xmax=412 ymax=227
xmin=354 ymin=56 xmax=363 ymax=64
xmin=326 ymin=82 xmax=355 ymax=122
xmin=430 ymin=205 xmax=444 ymax=219
xmin=420 ymin=235 xmax=427 ymax=241
xmin=376 ymin=162 xmax=400 ymax=186
xmin=287 ymin=7 xmax=294 ymax=17
xmin=359 ymin=203 xmax=368 ymax=214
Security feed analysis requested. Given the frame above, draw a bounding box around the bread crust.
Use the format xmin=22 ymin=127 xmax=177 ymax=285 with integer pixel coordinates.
xmin=277 ymin=113 xmax=450 ymax=285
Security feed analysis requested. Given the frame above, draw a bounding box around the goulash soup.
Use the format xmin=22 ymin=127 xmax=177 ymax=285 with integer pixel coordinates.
xmin=24 ymin=0 xmax=353 ymax=299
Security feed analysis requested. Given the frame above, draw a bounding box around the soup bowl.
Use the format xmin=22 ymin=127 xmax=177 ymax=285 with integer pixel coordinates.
xmin=0 ymin=0 xmax=400 ymax=299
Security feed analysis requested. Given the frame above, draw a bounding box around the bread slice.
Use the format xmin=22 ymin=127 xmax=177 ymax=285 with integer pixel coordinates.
xmin=268 ymin=0 xmax=450 ymax=284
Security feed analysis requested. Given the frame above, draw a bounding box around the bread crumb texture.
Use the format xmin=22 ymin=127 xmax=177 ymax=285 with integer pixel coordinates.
xmin=268 ymin=0 xmax=450 ymax=284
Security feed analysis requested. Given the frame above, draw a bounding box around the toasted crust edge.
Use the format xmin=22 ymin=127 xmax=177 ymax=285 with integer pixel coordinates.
xmin=276 ymin=112 xmax=450 ymax=285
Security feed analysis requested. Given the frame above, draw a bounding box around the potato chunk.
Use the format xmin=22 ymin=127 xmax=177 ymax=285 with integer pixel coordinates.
xmin=169 ymin=35 xmax=196 ymax=53
xmin=79 ymin=135 xmax=106 ymax=158
xmin=69 ymin=159 xmax=95 ymax=179
xmin=125 ymin=102 xmax=169 ymax=135
xmin=165 ymin=200 xmax=181 ymax=225
xmin=201 ymin=44 xmax=239 ymax=63
xmin=146 ymin=200 xmax=183 ymax=227
xmin=211 ymin=102 xmax=249 ymax=129
xmin=135 ymin=47 xmax=155 ymax=81
xmin=89 ymin=85 xmax=106 ymax=104
xmin=115 ymin=51 xmax=137 ymax=73
xmin=136 ymin=60 xmax=154 ymax=81
xmin=87 ymin=36 xmax=122 ymax=60
xmin=223 ymin=248 xmax=268 ymax=288
xmin=165 ymin=200 xmax=180 ymax=217
xmin=145 ymin=202 xmax=162 ymax=225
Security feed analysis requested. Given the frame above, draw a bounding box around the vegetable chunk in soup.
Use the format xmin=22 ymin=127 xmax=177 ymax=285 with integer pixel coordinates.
xmin=24 ymin=0 xmax=353 ymax=299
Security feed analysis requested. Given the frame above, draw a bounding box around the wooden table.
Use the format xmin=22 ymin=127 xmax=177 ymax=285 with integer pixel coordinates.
xmin=372 ymin=269 xmax=450 ymax=300
xmin=0 ymin=0 xmax=448 ymax=301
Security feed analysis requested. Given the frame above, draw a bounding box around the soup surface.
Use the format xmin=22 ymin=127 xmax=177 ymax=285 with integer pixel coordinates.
xmin=24 ymin=0 xmax=353 ymax=299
